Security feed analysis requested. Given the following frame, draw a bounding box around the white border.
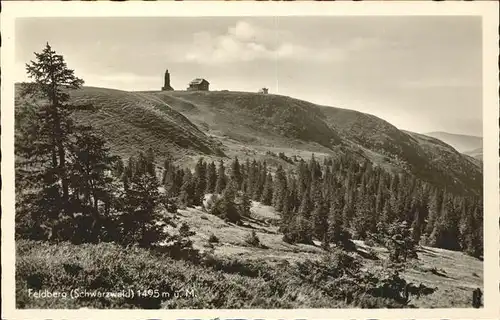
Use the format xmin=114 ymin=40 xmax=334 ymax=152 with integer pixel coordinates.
xmin=2 ymin=1 xmax=499 ymax=320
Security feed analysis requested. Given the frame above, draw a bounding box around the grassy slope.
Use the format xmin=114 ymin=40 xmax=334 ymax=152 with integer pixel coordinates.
xmin=16 ymin=200 xmax=482 ymax=309
xmin=175 ymin=203 xmax=484 ymax=308
xmin=15 ymin=85 xmax=225 ymax=161
xmin=148 ymin=90 xmax=342 ymax=151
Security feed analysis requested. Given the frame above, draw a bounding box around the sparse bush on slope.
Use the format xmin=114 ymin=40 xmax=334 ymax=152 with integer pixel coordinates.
xmin=16 ymin=240 xmax=436 ymax=309
xmin=244 ymin=230 xmax=261 ymax=247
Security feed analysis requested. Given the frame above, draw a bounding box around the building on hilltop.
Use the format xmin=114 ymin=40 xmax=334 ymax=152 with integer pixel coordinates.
xmin=162 ymin=69 xmax=174 ymax=91
xmin=187 ymin=78 xmax=209 ymax=91
xmin=258 ymin=87 xmax=269 ymax=94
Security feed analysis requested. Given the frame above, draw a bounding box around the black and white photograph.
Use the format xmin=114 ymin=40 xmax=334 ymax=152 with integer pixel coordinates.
xmin=1 ymin=1 xmax=499 ymax=319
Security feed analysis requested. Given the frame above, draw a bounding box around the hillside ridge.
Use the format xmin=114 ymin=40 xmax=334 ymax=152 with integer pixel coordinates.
xmin=149 ymin=89 xmax=482 ymax=195
xmin=15 ymin=84 xmax=482 ymax=195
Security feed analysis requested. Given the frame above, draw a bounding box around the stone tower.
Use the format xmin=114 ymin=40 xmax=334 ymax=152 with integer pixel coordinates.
xmin=162 ymin=69 xmax=174 ymax=91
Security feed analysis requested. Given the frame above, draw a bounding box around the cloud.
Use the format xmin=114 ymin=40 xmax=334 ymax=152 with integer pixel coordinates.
xmin=228 ymin=21 xmax=258 ymax=42
xmin=177 ymin=20 xmax=351 ymax=65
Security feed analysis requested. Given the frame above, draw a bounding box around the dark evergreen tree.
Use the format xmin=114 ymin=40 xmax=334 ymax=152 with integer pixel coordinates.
xmin=116 ymin=153 xmax=167 ymax=247
xmin=66 ymin=129 xmax=119 ymax=242
xmin=353 ymin=192 xmax=377 ymax=239
xmin=163 ymin=161 xmax=180 ymax=198
xmin=145 ymin=147 xmax=156 ymax=176
xmin=298 ymin=188 xmax=312 ymax=219
xmin=210 ymin=180 xmax=241 ymax=223
xmin=272 ymin=165 xmax=287 ymax=211
xmin=215 ymin=160 xmax=227 ymax=194
xmin=312 ymin=197 xmax=329 ymax=242
xmin=230 ymin=157 xmax=243 ymax=190
xmin=429 ymin=192 xmax=461 ymax=250
xmin=260 ymin=172 xmax=274 ymax=205
xmin=246 ymin=159 xmax=258 ymax=198
xmin=239 ymin=191 xmax=252 ymax=217
xmin=205 ymin=161 xmax=217 ymax=194
xmin=425 ymin=189 xmax=442 ymax=237
xmin=386 ymin=220 xmax=417 ymax=262
xmin=193 ymin=158 xmax=207 ymax=205
xmin=410 ymin=210 xmax=424 ymax=245
xmin=19 ymin=43 xmax=85 ymax=212
xmin=328 ymin=197 xmax=351 ymax=248
xmin=15 ymin=43 xmax=119 ymax=242
xmin=178 ymin=169 xmax=195 ymax=207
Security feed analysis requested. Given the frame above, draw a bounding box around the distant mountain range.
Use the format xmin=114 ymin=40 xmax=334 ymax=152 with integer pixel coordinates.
xmin=463 ymin=147 xmax=483 ymax=161
xmin=15 ymin=84 xmax=483 ymax=196
xmin=424 ymin=131 xmax=482 ymax=152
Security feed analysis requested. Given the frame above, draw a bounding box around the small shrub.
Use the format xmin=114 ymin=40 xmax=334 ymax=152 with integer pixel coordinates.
xmin=365 ymin=247 xmax=379 ymax=260
xmin=364 ymin=238 xmax=376 ymax=247
xmin=203 ymin=242 xmax=215 ymax=250
xmin=245 ymin=230 xmax=261 ymax=247
xmin=210 ymin=195 xmax=241 ymax=224
xmin=282 ymin=233 xmax=295 ymax=244
xmin=208 ymin=233 xmax=219 ymax=243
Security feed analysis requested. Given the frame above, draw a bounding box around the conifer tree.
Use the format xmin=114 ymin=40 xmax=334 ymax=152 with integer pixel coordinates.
xmin=425 ymin=189 xmax=442 ymax=236
xmin=410 ymin=210 xmax=424 ymax=245
xmin=272 ymin=165 xmax=287 ymax=211
xmin=240 ymin=191 xmax=252 ymax=217
xmin=242 ymin=158 xmax=251 ymax=193
xmin=114 ymin=152 xmax=168 ymax=247
xmin=253 ymin=161 xmax=267 ymax=201
xmin=429 ymin=192 xmax=461 ymax=250
xmin=312 ymin=197 xmax=329 ymax=242
xmin=19 ymin=43 xmax=85 ymax=211
xmin=261 ymin=172 xmax=274 ymax=205
xmin=211 ymin=179 xmax=241 ymax=223
xmin=298 ymin=188 xmax=312 ymax=219
xmin=230 ymin=157 xmax=242 ymax=190
xmin=145 ymin=147 xmax=156 ymax=176
xmin=205 ymin=161 xmax=217 ymax=194
xmin=287 ymin=174 xmax=299 ymax=213
xmin=328 ymin=198 xmax=348 ymax=246
xmin=193 ymin=158 xmax=207 ymax=205
xmin=353 ymin=192 xmax=376 ymax=239
xmin=15 ymin=43 xmax=121 ymax=242
xmin=375 ymin=178 xmax=385 ymax=215
xmin=178 ymin=169 xmax=195 ymax=207
xmin=246 ymin=159 xmax=257 ymax=198
xmin=66 ymin=129 xmax=119 ymax=242
xmin=215 ymin=160 xmax=227 ymax=194
xmin=163 ymin=162 xmax=179 ymax=198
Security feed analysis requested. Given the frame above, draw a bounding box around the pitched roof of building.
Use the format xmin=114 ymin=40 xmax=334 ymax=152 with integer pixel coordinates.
xmin=189 ymin=78 xmax=209 ymax=85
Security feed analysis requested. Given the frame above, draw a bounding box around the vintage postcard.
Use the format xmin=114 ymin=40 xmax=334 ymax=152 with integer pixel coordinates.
xmin=1 ymin=1 xmax=499 ymax=320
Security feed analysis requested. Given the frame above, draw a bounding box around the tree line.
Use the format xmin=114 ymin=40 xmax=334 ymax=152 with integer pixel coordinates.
xmin=159 ymin=153 xmax=483 ymax=259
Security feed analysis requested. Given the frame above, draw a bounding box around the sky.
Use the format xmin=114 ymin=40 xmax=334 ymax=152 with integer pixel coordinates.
xmin=14 ymin=16 xmax=483 ymax=136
